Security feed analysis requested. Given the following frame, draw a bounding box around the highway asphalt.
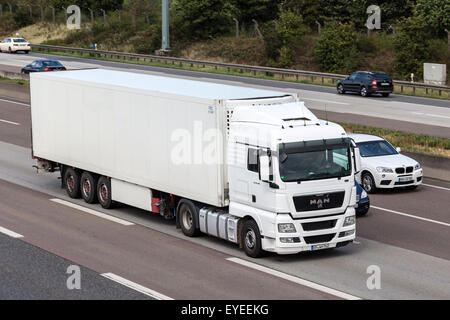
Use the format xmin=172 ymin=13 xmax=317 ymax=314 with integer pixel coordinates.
xmin=0 ymin=54 xmax=449 ymax=300
xmin=0 ymin=233 xmax=152 ymax=299
xmin=1 ymin=51 xmax=449 ymax=133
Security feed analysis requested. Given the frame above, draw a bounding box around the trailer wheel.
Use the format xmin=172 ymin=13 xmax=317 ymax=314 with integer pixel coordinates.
xmin=64 ymin=168 xmax=80 ymax=198
xmin=97 ymin=176 xmax=113 ymax=209
xmin=81 ymin=172 xmax=98 ymax=204
xmin=241 ymin=219 xmax=263 ymax=258
xmin=179 ymin=202 xmax=200 ymax=237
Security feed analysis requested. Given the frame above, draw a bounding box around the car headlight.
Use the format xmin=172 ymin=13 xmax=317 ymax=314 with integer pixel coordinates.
xmin=361 ymin=190 xmax=368 ymax=199
xmin=415 ymin=163 xmax=421 ymax=170
xmin=343 ymin=216 xmax=356 ymax=227
xmin=278 ymin=223 xmax=296 ymax=233
xmin=376 ymin=166 xmax=393 ymax=173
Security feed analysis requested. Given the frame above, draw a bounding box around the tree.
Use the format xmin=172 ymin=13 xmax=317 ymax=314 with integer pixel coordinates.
xmin=416 ymin=0 xmax=450 ymax=37
xmin=232 ymin=0 xmax=280 ymax=25
xmin=393 ymin=15 xmax=430 ymax=80
xmin=173 ymin=0 xmax=236 ymax=40
xmin=314 ymin=22 xmax=360 ymax=74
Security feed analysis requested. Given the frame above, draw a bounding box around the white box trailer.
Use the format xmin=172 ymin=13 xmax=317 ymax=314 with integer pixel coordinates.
xmin=31 ymin=69 xmax=292 ymax=207
xmin=31 ymin=69 xmax=359 ymax=257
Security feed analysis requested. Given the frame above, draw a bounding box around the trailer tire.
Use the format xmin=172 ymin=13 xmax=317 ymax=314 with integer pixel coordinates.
xmin=241 ymin=219 xmax=263 ymax=258
xmin=64 ymin=168 xmax=81 ymax=198
xmin=81 ymin=171 xmax=98 ymax=204
xmin=97 ymin=176 xmax=114 ymax=209
xmin=178 ymin=201 xmax=200 ymax=237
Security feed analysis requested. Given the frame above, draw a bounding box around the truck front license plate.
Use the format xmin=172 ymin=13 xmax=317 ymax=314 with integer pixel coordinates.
xmin=311 ymin=243 xmax=330 ymax=251
xmin=398 ymin=176 xmax=413 ymax=182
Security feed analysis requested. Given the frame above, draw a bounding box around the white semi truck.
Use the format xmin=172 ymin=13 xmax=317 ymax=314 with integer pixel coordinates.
xmin=31 ymin=69 xmax=360 ymax=257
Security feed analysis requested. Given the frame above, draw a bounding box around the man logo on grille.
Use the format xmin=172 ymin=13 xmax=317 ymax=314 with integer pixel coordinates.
xmin=310 ymin=196 xmax=330 ymax=209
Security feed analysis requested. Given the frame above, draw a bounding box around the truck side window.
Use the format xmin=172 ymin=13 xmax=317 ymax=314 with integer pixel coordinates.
xmin=247 ymin=148 xmax=259 ymax=173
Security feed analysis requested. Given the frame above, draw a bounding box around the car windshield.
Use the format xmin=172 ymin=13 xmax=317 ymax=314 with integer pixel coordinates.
xmin=357 ymin=140 xmax=397 ymax=157
xmin=42 ymin=61 xmax=63 ymax=67
xmin=279 ymin=138 xmax=352 ymax=182
xmin=13 ymin=38 xmax=27 ymax=42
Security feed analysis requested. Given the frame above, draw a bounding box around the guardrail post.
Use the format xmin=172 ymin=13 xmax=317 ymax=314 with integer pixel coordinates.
xmin=321 ymin=77 xmax=324 ymax=84
xmin=413 ymin=86 xmax=416 ymax=95
xmin=401 ymin=85 xmax=403 ymax=93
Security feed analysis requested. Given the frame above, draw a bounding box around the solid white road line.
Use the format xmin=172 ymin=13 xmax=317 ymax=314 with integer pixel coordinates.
xmin=226 ymin=257 xmax=361 ymax=300
xmin=0 ymin=98 xmax=30 ymax=107
xmin=371 ymin=206 xmax=450 ymax=227
xmin=303 ymin=98 xmax=350 ymax=105
xmin=422 ymin=183 xmax=450 ymax=191
xmin=0 ymin=225 xmax=24 ymax=238
xmin=0 ymin=118 xmax=20 ymax=126
xmin=102 ymin=273 xmax=173 ymax=300
xmin=50 ymin=198 xmax=134 ymax=226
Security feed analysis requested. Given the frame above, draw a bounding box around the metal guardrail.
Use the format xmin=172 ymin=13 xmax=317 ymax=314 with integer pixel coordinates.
xmin=31 ymin=44 xmax=449 ymax=96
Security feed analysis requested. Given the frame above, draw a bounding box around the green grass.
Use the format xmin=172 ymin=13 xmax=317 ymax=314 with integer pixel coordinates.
xmin=32 ymin=48 xmax=450 ymax=100
xmin=0 ymin=76 xmax=28 ymax=85
xmin=341 ymin=123 xmax=450 ymax=158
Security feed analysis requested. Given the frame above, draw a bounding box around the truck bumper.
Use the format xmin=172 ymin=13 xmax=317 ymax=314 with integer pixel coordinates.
xmin=261 ymin=208 xmax=356 ymax=255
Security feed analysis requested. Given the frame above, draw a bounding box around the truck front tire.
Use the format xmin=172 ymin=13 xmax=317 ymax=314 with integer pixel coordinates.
xmin=81 ymin=171 xmax=98 ymax=204
xmin=97 ymin=176 xmax=114 ymax=209
xmin=241 ymin=219 xmax=263 ymax=258
xmin=64 ymin=168 xmax=80 ymax=198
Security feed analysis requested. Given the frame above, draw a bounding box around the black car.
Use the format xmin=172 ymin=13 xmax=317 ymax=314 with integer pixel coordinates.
xmin=21 ymin=60 xmax=66 ymax=74
xmin=355 ymin=181 xmax=370 ymax=216
xmin=337 ymin=71 xmax=393 ymax=97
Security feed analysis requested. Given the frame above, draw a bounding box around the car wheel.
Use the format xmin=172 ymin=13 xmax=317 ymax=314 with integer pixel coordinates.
xmin=241 ymin=219 xmax=264 ymax=258
xmin=8 ymin=47 xmax=11 ymax=54
xmin=362 ymin=172 xmax=376 ymax=194
xmin=25 ymin=51 xmax=29 ymax=54
xmin=360 ymin=86 xmax=369 ymax=97
xmin=337 ymin=84 xmax=345 ymax=94
xmin=382 ymin=93 xmax=390 ymax=97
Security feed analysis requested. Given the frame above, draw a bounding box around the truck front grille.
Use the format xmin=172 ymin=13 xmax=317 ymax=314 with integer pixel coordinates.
xmin=293 ymin=191 xmax=345 ymax=212
xmin=304 ymin=233 xmax=336 ymax=244
xmin=302 ymin=220 xmax=337 ymax=231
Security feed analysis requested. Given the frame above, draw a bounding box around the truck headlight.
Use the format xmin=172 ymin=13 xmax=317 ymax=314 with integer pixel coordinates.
xmin=343 ymin=216 xmax=355 ymax=226
xmin=376 ymin=166 xmax=393 ymax=173
xmin=278 ymin=223 xmax=296 ymax=233
xmin=415 ymin=163 xmax=421 ymax=170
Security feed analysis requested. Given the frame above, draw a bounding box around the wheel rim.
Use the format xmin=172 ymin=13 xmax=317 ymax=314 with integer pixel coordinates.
xmin=182 ymin=207 xmax=193 ymax=230
xmin=82 ymin=179 xmax=91 ymax=198
xmin=338 ymin=85 xmax=343 ymax=93
xmin=361 ymin=88 xmax=367 ymax=96
xmin=363 ymin=175 xmax=372 ymax=192
xmin=67 ymin=175 xmax=75 ymax=193
xmin=99 ymin=183 xmax=108 ymax=203
xmin=245 ymin=229 xmax=256 ymax=249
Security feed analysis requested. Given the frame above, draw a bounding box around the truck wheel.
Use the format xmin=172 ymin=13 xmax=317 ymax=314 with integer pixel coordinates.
xmin=179 ymin=202 xmax=200 ymax=237
xmin=97 ymin=176 xmax=113 ymax=209
xmin=241 ymin=219 xmax=263 ymax=258
xmin=81 ymin=172 xmax=98 ymax=204
xmin=64 ymin=168 xmax=80 ymax=198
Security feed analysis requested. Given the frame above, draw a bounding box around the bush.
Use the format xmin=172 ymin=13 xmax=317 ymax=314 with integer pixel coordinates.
xmin=314 ymin=22 xmax=360 ymax=74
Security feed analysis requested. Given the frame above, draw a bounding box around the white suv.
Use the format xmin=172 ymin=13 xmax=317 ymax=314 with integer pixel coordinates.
xmin=0 ymin=37 xmax=31 ymax=53
xmin=350 ymin=134 xmax=423 ymax=193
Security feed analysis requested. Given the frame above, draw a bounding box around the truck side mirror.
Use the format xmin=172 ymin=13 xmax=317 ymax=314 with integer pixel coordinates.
xmin=259 ymin=154 xmax=271 ymax=182
xmin=354 ymin=147 xmax=361 ymax=173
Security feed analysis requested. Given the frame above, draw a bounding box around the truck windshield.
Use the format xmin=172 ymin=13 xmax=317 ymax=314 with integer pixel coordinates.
xmin=279 ymin=139 xmax=352 ymax=182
